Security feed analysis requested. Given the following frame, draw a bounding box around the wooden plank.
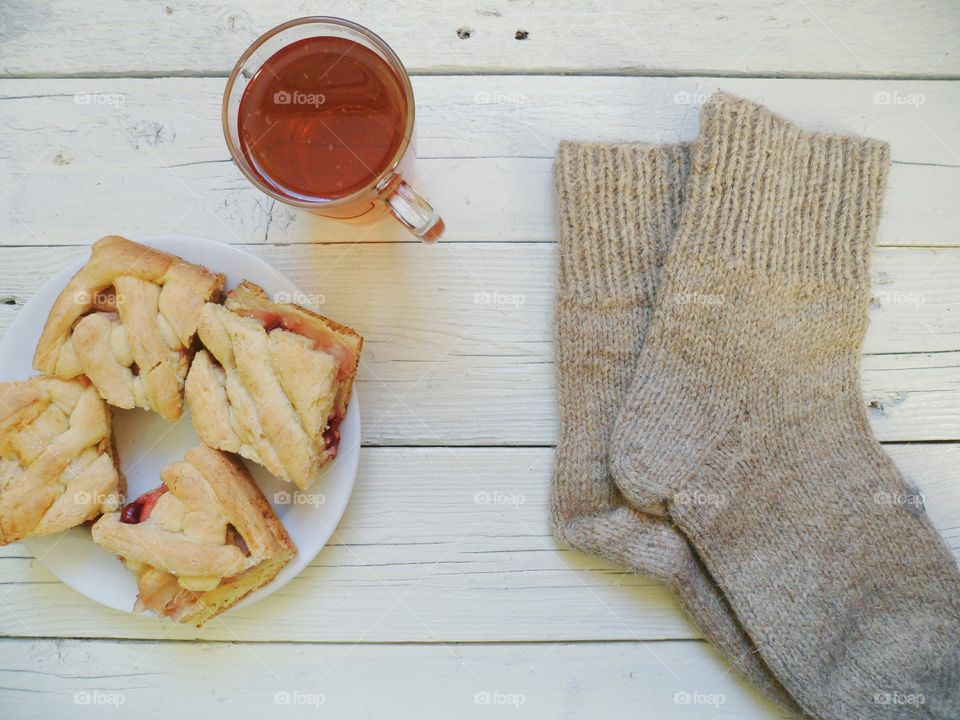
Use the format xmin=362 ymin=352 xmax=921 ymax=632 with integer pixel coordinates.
xmin=0 ymin=77 xmax=958 ymax=246
xmin=1 ymin=1 xmax=958 ymax=78
xmin=1 ymin=244 xmax=959 ymax=444
xmin=0 ymin=444 xmax=956 ymax=642
xmin=0 ymin=638 xmax=788 ymax=720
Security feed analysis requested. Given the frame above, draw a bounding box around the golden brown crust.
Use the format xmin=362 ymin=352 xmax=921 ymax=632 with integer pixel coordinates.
xmin=34 ymin=236 xmax=225 ymax=421
xmin=132 ymin=553 xmax=293 ymax=627
xmin=176 ymin=553 xmax=292 ymax=626
xmin=0 ymin=376 xmax=122 ymax=546
xmin=91 ymin=446 xmax=295 ymax=626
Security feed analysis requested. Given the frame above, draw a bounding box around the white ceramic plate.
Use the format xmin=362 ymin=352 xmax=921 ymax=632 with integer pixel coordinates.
xmin=0 ymin=235 xmax=360 ymax=619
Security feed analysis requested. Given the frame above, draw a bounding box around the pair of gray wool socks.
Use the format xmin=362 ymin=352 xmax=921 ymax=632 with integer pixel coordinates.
xmin=550 ymin=92 xmax=960 ymax=720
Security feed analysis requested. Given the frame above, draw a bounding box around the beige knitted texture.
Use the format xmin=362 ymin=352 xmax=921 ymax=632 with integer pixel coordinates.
xmin=551 ymin=140 xmax=801 ymax=715
xmin=610 ymin=93 xmax=960 ymax=720
xmin=676 ymin=94 xmax=888 ymax=285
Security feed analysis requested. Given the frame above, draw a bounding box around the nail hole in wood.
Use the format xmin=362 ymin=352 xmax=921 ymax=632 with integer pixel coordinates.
xmin=515 ymin=30 xmax=529 ymax=40
xmin=457 ymin=27 xmax=473 ymax=39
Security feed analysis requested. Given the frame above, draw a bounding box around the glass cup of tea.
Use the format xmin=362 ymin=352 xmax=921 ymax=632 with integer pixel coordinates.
xmin=223 ymin=16 xmax=444 ymax=241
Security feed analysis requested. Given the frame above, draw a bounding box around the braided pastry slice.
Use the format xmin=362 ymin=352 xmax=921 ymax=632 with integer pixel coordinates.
xmin=92 ymin=445 xmax=296 ymax=626
xmin=185 ymin=281 xmax=361 ymax=490
xmin=34 ymin=236 xmax=225 ymax=421
xmin=0 ymin=376 xmax=123 ymax=546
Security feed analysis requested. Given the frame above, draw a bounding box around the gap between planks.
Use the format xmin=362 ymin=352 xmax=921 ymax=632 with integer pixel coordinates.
xmin=3 ymin=71 xmax=960 ymax=81
xmin=0 ymin=635 xmax=708 ymax=646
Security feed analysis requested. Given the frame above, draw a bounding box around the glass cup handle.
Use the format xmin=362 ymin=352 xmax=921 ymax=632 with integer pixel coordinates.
xmin=384 ymin=175 xmax=444 ymax=242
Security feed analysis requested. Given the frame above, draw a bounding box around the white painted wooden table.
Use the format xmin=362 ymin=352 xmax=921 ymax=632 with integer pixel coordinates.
xmin=2 ymin=3 xmax=959 ymax=718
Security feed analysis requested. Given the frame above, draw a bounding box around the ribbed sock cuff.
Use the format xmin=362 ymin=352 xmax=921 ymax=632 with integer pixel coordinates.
xmin=677 ymin=92 xmax=890 ymax=285
xmin=555 ymin=141 xmax=690 ymax=303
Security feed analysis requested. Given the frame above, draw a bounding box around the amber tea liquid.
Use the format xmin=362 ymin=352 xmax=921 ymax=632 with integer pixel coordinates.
xmin=237 ymin=36 xmax=408 ymax=203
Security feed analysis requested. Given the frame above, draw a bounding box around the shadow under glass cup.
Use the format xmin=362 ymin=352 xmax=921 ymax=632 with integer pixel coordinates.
xmin=223 ymin=16 xmax=444 ymax=241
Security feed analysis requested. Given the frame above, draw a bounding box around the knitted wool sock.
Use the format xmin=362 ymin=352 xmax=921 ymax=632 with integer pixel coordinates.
xmin=550 ymin=140 xmax=801 ymax=714
xmin=609 ymin=93 xmax=960 ymax=720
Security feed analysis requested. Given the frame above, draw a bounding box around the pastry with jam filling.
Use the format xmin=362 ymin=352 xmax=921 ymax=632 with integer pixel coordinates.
xmin=185 ymin=281 xmax=362 ymax=490
xmin=92 ymin=445 xmax=295 ymax=626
